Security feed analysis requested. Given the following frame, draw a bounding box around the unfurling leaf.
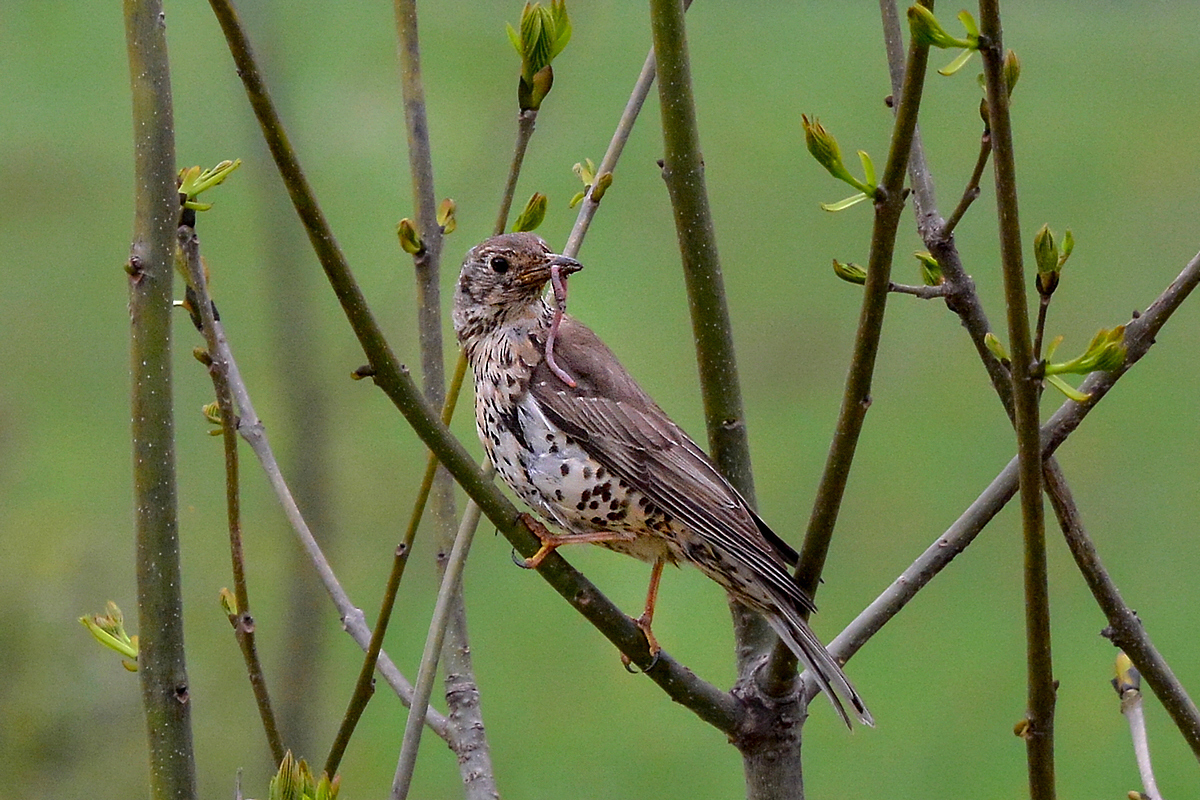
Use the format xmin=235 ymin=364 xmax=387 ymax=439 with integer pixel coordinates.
xmin=396 ymin=218 xmax=423 ymax=255
xmin=512 ymin=192 xmax=548 ymax=232
xmin=832 ymin=259 xmax=867 ymax=285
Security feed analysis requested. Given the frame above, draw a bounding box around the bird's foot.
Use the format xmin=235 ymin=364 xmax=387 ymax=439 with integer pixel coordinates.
xmin=516 ymin=513 xmax=557 ymax=569
xmin=620 ymin=613 xmax=662 ymax=673
xmin=514 ymin=515 xmax=637 ymax=569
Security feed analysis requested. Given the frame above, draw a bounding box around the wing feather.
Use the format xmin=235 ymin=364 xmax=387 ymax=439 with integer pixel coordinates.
xmin=529 ymin=316 xmax=814 ymax=614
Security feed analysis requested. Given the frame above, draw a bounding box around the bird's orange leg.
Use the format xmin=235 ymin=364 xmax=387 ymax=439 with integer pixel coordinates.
xmin=518 ymin=514 xmax=635 ymax=569
xmin=622 ymin=557 xmax=665 ymax=671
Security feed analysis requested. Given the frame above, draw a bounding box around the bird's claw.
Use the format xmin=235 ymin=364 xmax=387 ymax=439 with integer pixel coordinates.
xmin=620 ymin=613 xmax=662 ymax=673
xmin=620 ymin=648 xmax=661 ymax=674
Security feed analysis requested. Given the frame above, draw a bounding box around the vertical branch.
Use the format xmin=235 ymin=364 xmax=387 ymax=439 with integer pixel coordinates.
xmin=394 ymin=4 xmax=497 ymax=796
xmin=766 ymin=7 xmax=932 ymax=692
xmin=978 ymin=3 xmax=1056 ymax=797
xmin=123 ymin=2 xmax=196 ymax=798
xmin=649 ymin=0 xmax=753 ymax=497
xmin=648 ymin=0 xmax=776 ymax=676
xmin=178 ymin=225 xmax=286 ymax=766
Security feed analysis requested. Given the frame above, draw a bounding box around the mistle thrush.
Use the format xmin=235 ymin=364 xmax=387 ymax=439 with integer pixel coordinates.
xmin=453 ymin=232 xmax=871 ymax=727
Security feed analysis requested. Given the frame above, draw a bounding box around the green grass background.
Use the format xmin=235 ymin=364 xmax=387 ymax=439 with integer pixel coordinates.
xmin=2 ymin=1 xmax=1199 ymax=797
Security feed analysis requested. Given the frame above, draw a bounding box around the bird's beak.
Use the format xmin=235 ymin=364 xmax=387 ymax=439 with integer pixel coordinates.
xmin=549 ymin=254 xmax=583 ymax=276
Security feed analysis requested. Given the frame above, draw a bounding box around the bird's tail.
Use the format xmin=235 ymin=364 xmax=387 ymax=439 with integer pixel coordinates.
xmin=764 ymin=606 xmax=873 ymax=728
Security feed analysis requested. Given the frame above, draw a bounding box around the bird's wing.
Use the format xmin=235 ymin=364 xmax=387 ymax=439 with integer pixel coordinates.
xmin=529 ymin=316 xmax=813 ymax=613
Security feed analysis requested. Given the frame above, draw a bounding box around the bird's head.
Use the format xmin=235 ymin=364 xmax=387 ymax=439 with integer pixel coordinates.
xmin=453 ymin=232 xmax=582 ymax=342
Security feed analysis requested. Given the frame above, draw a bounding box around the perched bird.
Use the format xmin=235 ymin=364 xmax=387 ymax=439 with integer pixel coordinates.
xmin=453 ymin=232 xmax=871 ymax=727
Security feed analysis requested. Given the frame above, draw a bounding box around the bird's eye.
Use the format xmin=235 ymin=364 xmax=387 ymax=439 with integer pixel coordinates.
xmin=489 ymin=255 xmax=510 ymax=274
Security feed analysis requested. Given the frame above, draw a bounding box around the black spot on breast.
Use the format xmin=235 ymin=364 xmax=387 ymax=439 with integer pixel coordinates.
xmin=560 ymin=463 xmax=570 ymax=477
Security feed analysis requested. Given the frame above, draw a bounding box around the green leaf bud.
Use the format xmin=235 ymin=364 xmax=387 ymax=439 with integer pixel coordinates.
xmin=1058 ymin=228 xmax=1074 ymax=268
xmin=437 ymin=198 xmax=457 ymax=235
xmin=178 ymin=159 xmax=242 ymax=210
xmin=511 ymin=1 xmax=571 ymax=109
xmin=219 ymin=587 xmax=238 ymax=616
xmin=802 ymin=115 xmax=875 ymax=199
xmin=1113 ymin=652 xmax=1140 ymax=696
xmin=832 ymin=259 xmax=867 ymax=285
xmin=914 ymin=250 xmax=944 ymax=286
xmin=984 ymin=331 xmax=1010 ymax=363
xmin=512 ymin=192 xmax=548 ymax=232
xmin=908 ymin=5 xmax=974 ymax=50
xmin=80 ymin=601 xmax=139 ymax=665
xmin=1044 ymin=326 xmax=1127 ymax=376
xmin=1003 ymin=49 xmax=1021 ymax=97
xmin=591 ymin=171 xmax=613 ymax=202
xmin=396 ymin=218 xmax=423 ymax=255
xmin=573 ymin=158 xmax=596 ymax=186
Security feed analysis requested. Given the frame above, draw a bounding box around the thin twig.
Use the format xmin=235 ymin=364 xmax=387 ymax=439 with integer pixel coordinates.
xmin=766 ymin=7 xmax=933 ymax=693
xmin=889 ymin=281 xmax=952 ymax=299
xmin=325 ymin=1 xmax=499 ymax=787
xmin=943 ymin=132 xmax=992 ymax=237
xmin=179 ymin=224 xmax=285 ymax=765
xmin=978 ymin=6 xmax=1057 ymax=795
xmin=324 ymin=361 xmax=467 ymax=777
xmin=123 ymin=2 xmax=197 ymax=798
xmin=1117 ymin=681 xmax=1164 ymax=800
xmin=390 ymin=476 xmax=489 ymax=800
xmin=496 ymin=111 xmax=537 ymax=235
xmin=563 ymin=51 xmax=656 ymax=258
xmin=1033 ymin=294 xmax=1050 ymax=367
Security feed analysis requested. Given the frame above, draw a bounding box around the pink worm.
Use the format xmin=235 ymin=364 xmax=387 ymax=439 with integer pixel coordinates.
xmin=545 ymin=263 xmax=577 ymax=387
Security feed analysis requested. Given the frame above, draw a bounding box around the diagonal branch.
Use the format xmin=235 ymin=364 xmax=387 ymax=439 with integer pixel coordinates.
xmin=1044 ymin=457 xmax=1200 ymax=759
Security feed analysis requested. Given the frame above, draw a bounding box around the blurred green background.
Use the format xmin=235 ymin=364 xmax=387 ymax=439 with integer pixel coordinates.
xmin=3 ymin=1 xmax=1199 ymax=797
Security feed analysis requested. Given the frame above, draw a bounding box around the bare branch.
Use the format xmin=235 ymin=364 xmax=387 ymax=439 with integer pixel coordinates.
xmin=978 ymin=5 xmax=1057 ymax=792
xmin=181 ymin=235 xmax=453 ymax=740
xmin=391 ymin=483 xmax=489 ymax=800
xmin=1045 ymin=461 xmax=1200 ymax=760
